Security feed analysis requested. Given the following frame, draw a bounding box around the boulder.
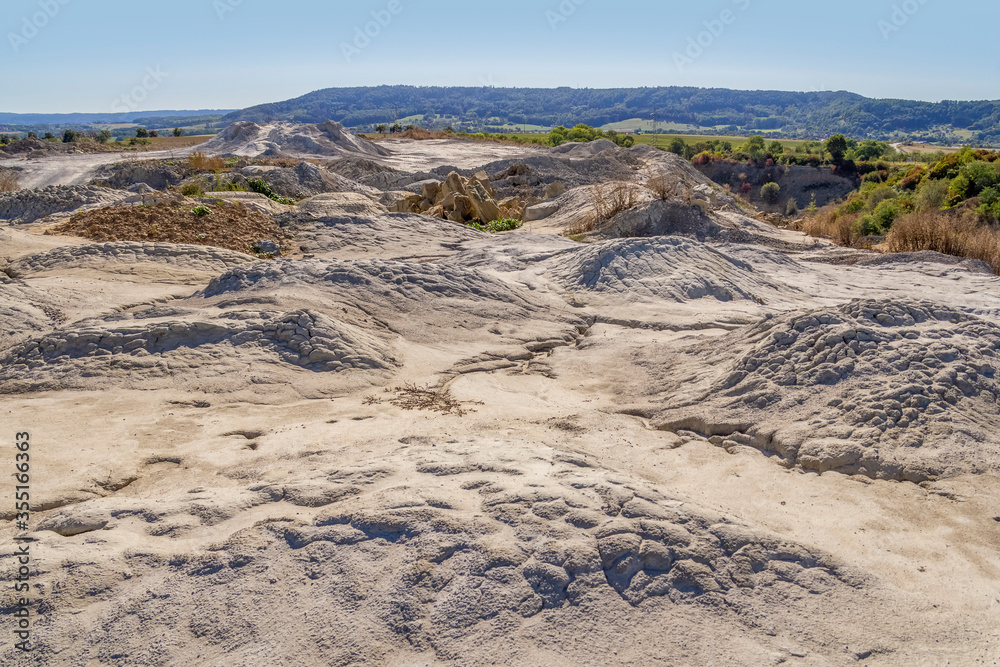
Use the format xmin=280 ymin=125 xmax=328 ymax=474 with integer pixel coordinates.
xmin=440 ymin=172 xmax=468 ymax=201
xmin=252 ymin=240 xmax=282 ymax=256
xmin=471 ymin=171 xmax=497 ymax=198
xmin=390 ymin=194 xmax=424 ymax=214
xmin=467 ymin=180 xmax=502 ymax=222
xmin=422 ymin=181 xmax=442 ymax=202
xmin=426 ymin=205 xmax=445 ymax=219
xmin=524 ymin=202 xmax=560 ymax=222
xmin=452 ymin=195 xmax=474 ymax=220
xmin=545 ymin=181 xmax=566 ymax=199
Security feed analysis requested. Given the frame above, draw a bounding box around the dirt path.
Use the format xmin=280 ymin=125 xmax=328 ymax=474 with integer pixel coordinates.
xmin=0 ymin=145 xmax=201 ymax=189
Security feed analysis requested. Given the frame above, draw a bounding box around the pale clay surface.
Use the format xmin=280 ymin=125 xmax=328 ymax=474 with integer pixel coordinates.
xmin=1 ymin=131 xmax=999 ymax=666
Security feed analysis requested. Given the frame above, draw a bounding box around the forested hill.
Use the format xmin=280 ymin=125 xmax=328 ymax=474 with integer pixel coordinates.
xmin=224 ymin=86 xmax=1000 ymax=144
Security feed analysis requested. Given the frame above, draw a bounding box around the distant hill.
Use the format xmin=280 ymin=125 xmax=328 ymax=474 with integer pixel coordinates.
xmin=0 ymin=109 xmax=234 ymax=125
xmin=223 ymin=86 xmax=1000 ymax=145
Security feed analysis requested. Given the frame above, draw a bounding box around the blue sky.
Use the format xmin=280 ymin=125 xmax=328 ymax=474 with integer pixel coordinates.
xmin=1 ymin=0 xmax=998 ymax=113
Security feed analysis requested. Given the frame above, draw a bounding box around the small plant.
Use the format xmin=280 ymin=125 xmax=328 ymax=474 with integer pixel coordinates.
xmin=180 ymin=182 xmax=204 ymax=197
xmin=645 ymin=173 xmax=677 ymax=200
xmin=761 ymin=182 xmax=781 ymax=205
xmin=785 ymin=198 xmax=799 ymax=216
xmin=591 ymin=181 xmax=640 ymax=223
xmin=192 ymin=205 xmax=212 ymax=217
xmin=465 ymin=221 xmax=487 ymax=232
xmin=246 ymin=178 xmax=295 ymax=205
xmin=487 ymin=218 xmax=523 ymax=233
xmin=189 ymin=151 xmax=225 ymax=172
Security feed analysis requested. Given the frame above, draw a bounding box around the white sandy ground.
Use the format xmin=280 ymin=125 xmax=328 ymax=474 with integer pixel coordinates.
xmin=0 ymin=137 xmax=999 ymax=666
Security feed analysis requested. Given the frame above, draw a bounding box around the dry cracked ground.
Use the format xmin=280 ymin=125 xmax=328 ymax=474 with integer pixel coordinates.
xmin=1 ymin=123 xmax=999 ymax=666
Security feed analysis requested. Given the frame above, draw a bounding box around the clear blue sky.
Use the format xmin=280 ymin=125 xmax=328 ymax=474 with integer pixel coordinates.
xmin=2 ymin=0 xmax=998 ymax=113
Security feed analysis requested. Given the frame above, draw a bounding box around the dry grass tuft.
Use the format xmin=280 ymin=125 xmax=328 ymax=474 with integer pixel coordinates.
xmin=887 ymin=210 xmax=1000 ymax=274
xmin=592 ymin=181 xmax=640 ymax=222
xmin=364 ymin=384 xmax=482 ymax=416
xmin=802 ymin=206 xmax=861 ymax=247
xmin=645 ymin=173 xmax=678 ymax=201
xmin=565 ymin=181 xmax=641 ymax=237
xmin=189 ymin=151 xmax=226 ymax=172
xmin=0 ymin=169 xmax=19 ymax=192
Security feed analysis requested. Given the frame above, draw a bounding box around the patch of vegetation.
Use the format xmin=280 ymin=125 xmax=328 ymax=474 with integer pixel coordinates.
xmin=486 ymin=218 xmax=523 ymax=233
xmin=364 ymin=384 xmax=482 ymax=416
xmin=800 ymin=146 xmax=1000 ymax=271
xmin=246 ymin=178 xmax=296 ymax=205
xmin=188 ymin=151 xmax=225 ymax=172
xmin=761 ymin=182 xmax=781 ymax=205
xmin=180 ymin=182 xmax=205 ymax=197
xmin=191 ymin=205 xmax=212 ymax=217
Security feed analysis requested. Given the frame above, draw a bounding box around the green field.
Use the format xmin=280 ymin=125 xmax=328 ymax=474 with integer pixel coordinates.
xmin=633 ymin=134 xmax=816 ymax=152
xmin=599 ymin=118 xmax=725 ymax=134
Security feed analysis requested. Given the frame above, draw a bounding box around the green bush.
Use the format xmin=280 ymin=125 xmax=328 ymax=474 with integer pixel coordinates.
xmin=856 ymin=214 xmax=883 ymax=236
xmin=487 ymin=218 xmax=523 ymax=233
xmin=947 ymin=175 xmax=972 ymax=206
xmin=785 ymin=198 xmax=798 ymax=216
xmin=180 ymin=182 xmax=204 ymax=197
xmin=915 ymin=179 xmax=950 ymax=211
xmin=191 ymin=205 xmax=212 ymax=217
xmin=761 ymin=182 xmax=781 ymax=205
xmin=843 ymin=198 xmax=866 ymax=215
xmin=872 ymin=199 xmax=902 ymax=230
xmin=246 ymin=178 xmax=295 ymax=205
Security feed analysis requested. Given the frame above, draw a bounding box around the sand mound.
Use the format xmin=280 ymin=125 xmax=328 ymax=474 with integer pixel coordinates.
xmin=199 ymin=258 xmax=583 ymax=352
xmin=291 ymin=193 xmax=388 ymax=219
xmin=241 ymin=161 xmax=380 ymax=199
xmin=92 ymin=161 xmax=185 ymax=191
xmin=203 ymin=259 xmax=531 ymax=305
xmin=0 ymin=308 xmax=397 ymax=393
xmin=49 ymin=201 xmax=289 ymax=255
xmin=286 ymin=212 xmax=482 ymax=261
xmin=202 ymin=121 xmax=390 ymax=159
xmin=6 ymin=241 xmax=256 ymax=278
xmin=550 ymin=237 xmax=797 ymax=304
xmin=551 ymin=138 xmax=621 ymax=156
xmin=656 ymin=299 xmax=1000 ymax=481
xmin=12 ymin=439 xmax=903 ymax=666
xmin=0 ymin=278 xmax=67 ymax=348
xmin=0 ymin=185 xmax=130 ymax=225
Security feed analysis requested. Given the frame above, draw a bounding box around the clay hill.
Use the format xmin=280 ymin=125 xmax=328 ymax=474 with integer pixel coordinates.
xmin=1 ymin=122 xmax=999 ymax=667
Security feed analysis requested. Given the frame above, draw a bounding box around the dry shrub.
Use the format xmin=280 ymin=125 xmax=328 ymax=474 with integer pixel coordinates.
xmin=564 ymin=214 xmax=597 ymax=237
xmin=565 ymin=181 xmax=640 ymax=237
xmin=592 ymin=181 xmax=640 ymax=222
xmin=0 ymin=169 xmax=19 ymax=192
xmin=802 ymin=206 xmax=862 ymax=246
xmin=188 ymin=151 xmax=225 ymax=172
xmin=645 ymin=173 xmax=678 ymax=200
xmin=887 ymin=210 xmax=1000 ymax=274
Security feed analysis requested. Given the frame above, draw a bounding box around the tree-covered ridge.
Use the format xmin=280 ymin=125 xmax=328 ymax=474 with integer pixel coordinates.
xmin=224 ymin=86 xmax=1000 ymax=145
